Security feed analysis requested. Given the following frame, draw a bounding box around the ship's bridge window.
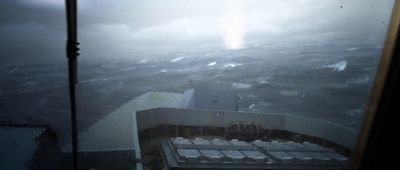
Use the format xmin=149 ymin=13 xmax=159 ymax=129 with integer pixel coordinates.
xmin=0 ymin=0 xmax=396 ymax=170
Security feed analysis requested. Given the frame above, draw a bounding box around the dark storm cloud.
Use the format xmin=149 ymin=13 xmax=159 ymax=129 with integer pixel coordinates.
xmin=0 ymin=0 xmax=396 ymax=63
xmin=0 ymin=1 xmax=64 ymax=29
xmin=0 ymin=0 xmax=66 ymax=63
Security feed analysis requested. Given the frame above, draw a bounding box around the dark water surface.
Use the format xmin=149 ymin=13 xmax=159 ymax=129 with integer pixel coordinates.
xmin=0 ymin=42 xmax=382 ymax=143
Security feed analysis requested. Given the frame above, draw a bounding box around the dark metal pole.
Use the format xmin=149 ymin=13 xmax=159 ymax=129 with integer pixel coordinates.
xmin=65 ymin=0 xmax=79 ymax=169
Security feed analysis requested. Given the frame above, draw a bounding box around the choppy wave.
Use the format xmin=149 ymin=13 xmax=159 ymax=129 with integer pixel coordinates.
xmin=207 ymin=61 xmax=217 ymax=66
xmin=139 ymin=59 xmax=149 ymax=63
xmin=347 ymin=47 xmax=361 ymax=51
xmin=320 ymin=60 xmax=347 ymax=72
xmin=7 ymin=67 xmax=19 ymax=74
xmin=247 ymin=101 xmax=270 ymax=111
xmin=248 ymin=104 xmax=256 ymax=109
xmin=170 ymin=57 xmax=184 ymax=62
xmin=223 ymin=63 xmax=242 ymax=68
xmin=232 ymin=82 xmax=252 ymax=89
xmin=79 ymin=78 xmax=110 ymax=83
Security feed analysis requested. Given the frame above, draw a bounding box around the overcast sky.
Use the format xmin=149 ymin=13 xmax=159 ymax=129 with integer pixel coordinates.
xmin=0 ymin=0 xmax=395 ymax=63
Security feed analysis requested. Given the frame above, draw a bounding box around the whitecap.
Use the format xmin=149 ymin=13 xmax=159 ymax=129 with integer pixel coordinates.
xmin=139 ymin=59 xmax=149 ymax=63
xmin=223 ymin=63 xmax=242 ymax=68
xmin=160 ymin=69 xmax=168 ymax=73
xmin=321 ymin=60 xmax=347 ymax=72
xmin=257 ymin=77 xmax=271 ymax=85
xmin=258 ymin=101 xmax=270 ymax=107
xmin=347 ymin=47 xmax=361 ymax=51
xmin=248 ymin=104 xmax=256 ymax=109
xmin=79 ymin=78 xmax=109 ymax=83
xmin=232 ymin=82 xmax=252 ymax=89
xmin=207 ymin=61 xmax=217 ymax=66
xmin=334 ymin=60 xmax=347 ymax=71
xmin=170 ymin=57 xmax=184 ymax=62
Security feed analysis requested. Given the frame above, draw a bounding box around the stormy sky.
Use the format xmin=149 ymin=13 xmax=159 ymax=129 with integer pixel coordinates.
xmin=0 ymin=0 xmax=394 ymax=63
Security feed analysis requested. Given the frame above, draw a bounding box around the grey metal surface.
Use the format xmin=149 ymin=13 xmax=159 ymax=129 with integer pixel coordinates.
xmin=180 ymin=89 xmax=194 ymax=108
xmin=269 ymin=141 xmax=294 ymax=150
xmin=253 ymin=140 xmax=333 ymax=153
xmin=287 ymin=152 xmax=313 ymax=161
xmin=307 ymin=152 xmax=332 ymax=161
xmin=177 ymin=149 xmax=201 ymax=161
xmin=0 ymin=127 xmax=44 ymax=170
xmin=62 ymin=150 xmax=134 ymax=170
xmin=283 ymin=115 xmax=356 ymax=149
xmin=1 ymin=126 xmax=61 ymax=170
xmin=253 ymin=140 xmax=275 ymax=149
xmin=137 ymin=107 xmax=357 ymax=149
xmin=267 ymin=151 xmax=294 ymax=161
xmin=285 ymin=141 xmax=308 ymax=151
xmin=302 ymin=142 xmax=334 ymax=152
xmin=172 ymin=137 xmax=192 ymax=145
xmin=241 ymin=150 xmax=268 ymax=162
xmin=132 ymin=110 xmax=143 ymax=170
xmin=172 ymin=138 xmax=256 ymax=150
xmin=229 ymin=139 xmax=252 ymax=147
xmin=323 ymin=152 xmax=348 ymax=162
xmin=62 ymin=92 xmax=182 ymax=170
xmin=160 ymin=137 xmax=349 ymax=169
xmin=191 ymin=138 xmax=211 ymax=145
xmin=221 ymin=150 xmax=246 ymax=162
xmin=63 ymin=92 xmax=183 ymax=152
xmin=199 ymin=149 xmax=224 ymax=161
xmin=210 ymin=138 xmax=231 ymax=146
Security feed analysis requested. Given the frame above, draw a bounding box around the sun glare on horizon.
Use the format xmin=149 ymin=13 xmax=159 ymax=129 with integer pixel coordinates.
xmin=223 ymin=0 xmax=245 ymax=50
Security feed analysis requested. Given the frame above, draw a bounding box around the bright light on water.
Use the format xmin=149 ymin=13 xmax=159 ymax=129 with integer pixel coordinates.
xmin=223 ymin=0 xmax=245 ymax=50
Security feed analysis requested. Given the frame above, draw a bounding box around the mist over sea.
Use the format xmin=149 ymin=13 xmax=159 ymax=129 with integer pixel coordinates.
xmin=0 ymin=40 xmax=382 ymax=143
